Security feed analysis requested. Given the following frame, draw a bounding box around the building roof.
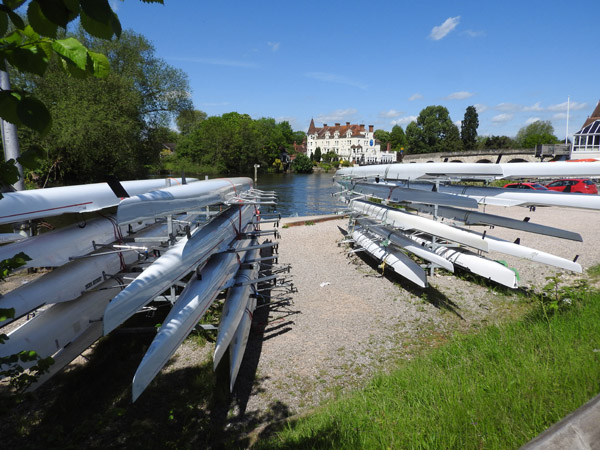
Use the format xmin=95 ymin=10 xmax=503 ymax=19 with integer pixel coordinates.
xmin=308 ymin=120 xmax=369 ymax=139
xmin=575 ymin=119 xmax=600 ymax=136
xmin=581 ymin=100 xmax=600 ymax=129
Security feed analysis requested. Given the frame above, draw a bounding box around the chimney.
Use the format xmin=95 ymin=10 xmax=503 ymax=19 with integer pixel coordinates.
xmin=335 ymin=123 xmax=340 ymax=127
xmin=323 ymin=123 xmax=327 ymax=127
xmin=346 ymin=122 xmax=350 ymax=126
xmin=387 ymin=142 xmax=391 ymax=151
xmin=360 ymin=124 xmax=365 ymax=131
xmin=369 ymin=125 xmax=374 ymax=132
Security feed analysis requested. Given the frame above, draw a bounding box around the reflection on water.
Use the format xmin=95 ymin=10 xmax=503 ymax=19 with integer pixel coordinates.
xmin=254 ymin=172 xmax=342 ymax=217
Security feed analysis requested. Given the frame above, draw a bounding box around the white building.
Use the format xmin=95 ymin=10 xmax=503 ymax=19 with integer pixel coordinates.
xmin=571 ymin=101 xmax=600 ymax=160
xmin=306 ymin=119 xmax=396 ymax=164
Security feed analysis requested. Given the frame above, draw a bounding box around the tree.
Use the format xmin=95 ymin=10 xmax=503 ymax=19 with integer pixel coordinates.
xmin=313 ymin=147 xmax=322 ymax=163
xmin=0 ymin=0 xmax=163 ymax=393
xmin=406 ymin=105 xmax=462 ymax=154
xmin=291 ymin=153 xmax=312 ymax=173
xmin=484 ymin=135 xmax=514 ymax=149
xmin=374 ymin=129 xmax=390 ymax=150
xmin=15 ymin=29 xmax=191 ymax=184
xmin=515 ymin=120 xmax=559 ymax=148
xmin=389 ymin=125 xmax=407 ymax=151
xmin=461 ymin=106 xmax=479 ymax=150
xmin=176 ymin=109 xmax=207 ymax=136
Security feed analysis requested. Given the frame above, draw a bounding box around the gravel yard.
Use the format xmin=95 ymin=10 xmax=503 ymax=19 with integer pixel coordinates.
xmin=235 ymin=204 xmax=600 ymax=422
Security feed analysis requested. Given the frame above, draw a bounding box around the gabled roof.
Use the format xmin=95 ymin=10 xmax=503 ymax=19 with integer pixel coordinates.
xmin=582 ymin=101 xmax=600 ymax=128
xmin=309 ymin=121 xmax=368 ymax=139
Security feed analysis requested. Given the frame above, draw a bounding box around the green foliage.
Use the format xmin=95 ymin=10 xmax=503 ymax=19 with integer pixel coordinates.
xmin=14 ymin=29 xmax=191 ymax=184
xmin=313 ymin=146 xmax=322 ymax=163
xmin=483 ymin=134 xmax=515 ymax=149
xmin=292 ymin=153 xmax=313 ymax=173
xmin=176 ymin=109 xmax=207 ymax=136
xmin=322 ymin=150 xmax=337 ymax=162
xmin=389 ymin=124 xmax=407 ymax=151
xmin=176 ymin=113 xmax=303 ymax=174
xmin=461 ymin=105 xmax=479 ymax=150
xmin=516 ymin=120 xmax=559 ymax=148
xmin=373 ymin=129 xmax=389 ymax=148
xmin=406 ymin=105 xmax=462 ymax=154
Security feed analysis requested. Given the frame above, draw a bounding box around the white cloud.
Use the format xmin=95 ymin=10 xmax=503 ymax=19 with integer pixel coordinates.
xmin=462 ymin=30 xmax=484 ymax=38
xmin=315 ymin=109 xmax=358 ymax=123
xmin=409 ymin=93 xmax=423 ymax=101
xmin=474 ymin=103 xmax=488 ymax=113
xmin=379 ymin=109 xmax=404 ymax=118
xmin=429 ymin=16 xmax=460 ymax=41
xmin=304 ymin=72 xmax=368 ymax=90
xmin=267 ymin=41 xmax=280 ymax=52
xmin=495 ymin=103 xmax=520 ymax=112
xmin=170 ymin=57 xmax=258 ymax=68
xmin=553 ymin=113 xmax=568 ymax=120
xmin=445 ymin=91 xmax=474 ymax=100
xmin=492 ymin=113 xmax=513 ymax=124
xmin=547 ymin=101 xmax=588 ymax=111
xmin=525 ymin=117 xmax=542 ymax=125
xmin=454 ymin=120 xmax=462 ymax=127
xmin=392 ymin=116 xmax=418 ymax=126
xmin=523 ymin=102 xmax=544 ymax=112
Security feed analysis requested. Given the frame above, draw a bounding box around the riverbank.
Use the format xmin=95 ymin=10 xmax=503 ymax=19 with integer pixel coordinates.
xmin=2 ymin=205 xmax=599 ymax=448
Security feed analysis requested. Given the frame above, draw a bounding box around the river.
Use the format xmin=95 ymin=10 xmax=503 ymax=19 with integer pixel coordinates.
xmin=189 ymin=172 xmax=342 ymax=218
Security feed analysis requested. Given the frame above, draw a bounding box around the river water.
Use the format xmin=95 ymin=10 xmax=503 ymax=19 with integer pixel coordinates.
xmin=254 ymin=172 xmax=343 ymax=217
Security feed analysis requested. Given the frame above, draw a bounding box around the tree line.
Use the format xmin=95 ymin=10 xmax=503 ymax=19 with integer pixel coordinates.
xmin=374 ymin=105 xmax=561 ymax=156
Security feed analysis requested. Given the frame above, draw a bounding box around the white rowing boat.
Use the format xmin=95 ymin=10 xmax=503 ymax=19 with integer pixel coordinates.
xmin=409 ymin=234 xmax=519 ymax=289
xmin=0 ymin=215 xmax=195 ymax=326
xmin=355 ymin=219 xmax=454 ymax=272
xmin=131 ymin=237 xmax=253 ymax=401
xmin=0 ymin=273 xmax=135 ymax=367
xmin=351 ymin=199 xmax=489 ymax=252
xmin=408 ymin=204 xmax=582 ymax=242
xmin=351 ymin=229 xmax=427 ymax=288
xmin=336 ymin=161 xmax=600 ymax=182
xmin=117 ymin=177 xmax=253 ymax=225
xmin=103 ymin=205 xmax=256 ymax=335
xmin=0 ymin=215 xmax=153 ymax=269
xmin=0 ymin=178 xmax=193 ymax=225
xmin=213 ymin=245 xmax=260 ymax=369
xmin=229 ymin=296 xmax=257 ymax=392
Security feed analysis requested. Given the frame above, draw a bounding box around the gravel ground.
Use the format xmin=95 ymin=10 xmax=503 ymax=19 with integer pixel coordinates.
xmin=233 ymin=204 xmax=600 ymax=422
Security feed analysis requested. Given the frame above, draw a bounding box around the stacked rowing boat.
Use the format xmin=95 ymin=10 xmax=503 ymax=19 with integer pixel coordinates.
xmin=0 ymin=176 xmax=281 ymax=400
xmin=335 ymin=161 xmax=600 ymax=289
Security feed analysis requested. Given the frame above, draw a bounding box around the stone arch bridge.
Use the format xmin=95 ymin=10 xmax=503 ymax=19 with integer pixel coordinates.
xmin=401 ymin=146 xmax=569 ymax=164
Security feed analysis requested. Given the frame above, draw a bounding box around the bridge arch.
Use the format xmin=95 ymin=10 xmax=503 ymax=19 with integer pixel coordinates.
xmin=476 ymin=159 xmax=492 ymax=163
xmin=450 ymin=159 xmax=463 ymax=163
xmin=507 ymin=158 xmax=528 ymax=163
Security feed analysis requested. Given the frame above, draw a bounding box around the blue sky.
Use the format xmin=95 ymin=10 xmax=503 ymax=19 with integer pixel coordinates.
xmin=113 ymin=0 xmax=600 ymax=140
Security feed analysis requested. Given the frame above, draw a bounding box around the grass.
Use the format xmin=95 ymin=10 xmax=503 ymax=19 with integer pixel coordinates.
xmin=256 ymin=285 xmax=600 ymax=449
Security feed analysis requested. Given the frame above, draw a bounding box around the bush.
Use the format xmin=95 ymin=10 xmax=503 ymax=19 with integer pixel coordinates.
xmin=292 ymin=154 xmax=313 ymax=173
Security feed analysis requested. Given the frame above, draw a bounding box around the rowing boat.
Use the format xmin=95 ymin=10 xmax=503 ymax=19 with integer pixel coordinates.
xmin=229 ymin=296 xmax=257 ymax=392
xmin=0 ymin=178 xmax=192 ymax=225
xmin=117 ymin=177 xmax=253 ymax=225
xmin=0 ymin=215 xmax=195 ymax=326
xmin=409 ymin=234 xmax=519 ymax=288
xmin=355 ymin=219 xmax=454 ymax=272
xmin=351 ymin=229 xmax=427 ymax=288
xmin=213 ymin=245 xmax=260 ymax=369
xmin=350 ymin=199 xmax=489 ymax=252
xmin=103 ymin=205 xmax=256 ymax=335
xmin=131 ymin=237 xmax=253 ymax=401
